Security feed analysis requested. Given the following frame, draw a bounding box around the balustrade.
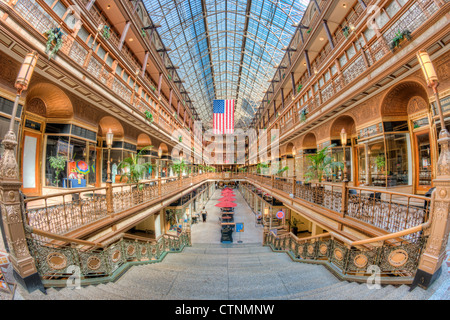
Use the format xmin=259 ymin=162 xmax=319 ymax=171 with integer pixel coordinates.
xmin=265 ymin=229 xmax=426 ymax=280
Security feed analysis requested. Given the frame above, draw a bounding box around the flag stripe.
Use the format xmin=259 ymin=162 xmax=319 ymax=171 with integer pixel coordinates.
xmin=213 ymin=99 xmax=234 ymax=134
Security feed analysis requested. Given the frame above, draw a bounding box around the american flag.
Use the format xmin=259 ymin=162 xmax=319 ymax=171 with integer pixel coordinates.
xmin=213 ymin=99 xmax=234 ymax=134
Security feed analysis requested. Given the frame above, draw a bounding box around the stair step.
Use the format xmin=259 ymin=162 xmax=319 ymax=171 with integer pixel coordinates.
xmin=382 ymin=285 xmax=411 ymax=300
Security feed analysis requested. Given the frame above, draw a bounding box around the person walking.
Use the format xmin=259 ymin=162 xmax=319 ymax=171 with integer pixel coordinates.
xmin=201 ymin=206 xmax=207 ymax=222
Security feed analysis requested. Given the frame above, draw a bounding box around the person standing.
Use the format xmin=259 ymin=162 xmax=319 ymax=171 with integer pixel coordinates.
xmin=201 ymin=206 xmax=207 ymax=222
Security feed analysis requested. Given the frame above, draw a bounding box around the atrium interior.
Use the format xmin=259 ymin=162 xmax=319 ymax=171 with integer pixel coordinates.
xmin=0 ymin=0 xmax=449 ymax=302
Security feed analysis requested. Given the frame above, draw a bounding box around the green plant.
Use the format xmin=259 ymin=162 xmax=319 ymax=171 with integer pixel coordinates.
xmin=389 ymin=29 xmax=411 ymax=51
xmin=256 ymin=162 xmax=269 ymax=174
xmin=141 ymin=28 xmax=146 ymax=38
xmin=48 ymin=155 xmax=66 ymax=186
xmin=144 ymin=110 xmax=154 ymax=122
xmin=171 ymin=158 xmax=187 ymax=177
xmin=44 ymin=27 xmax=63 ymax=60
xmin=102 ymin=25 xmax=111 ymax=39
xmin=375 ymin=155 xmax=386 ymax=172
xmin=118 ymin=146 xmax=155 ymax=188
xmin=277 ymin=166 xmax=289 ymax=176
xmin=299 ymin=109 xmax=307 ymax=123
xmin=297 ymin=84 xmax=302 ymax=93
xmin=342 ymin=26 xmax=350 ymax=38
xmin=305 ymin=144 xmax=343 ymax=183
xmin=178 ymin=135 xmax=183 ymax=142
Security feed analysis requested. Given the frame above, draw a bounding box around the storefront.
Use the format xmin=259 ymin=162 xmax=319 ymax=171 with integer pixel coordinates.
xmin=43 ymin=122 xmax=99 ymax=190
xmin=101 ymin=140 xmax=137 ymax=184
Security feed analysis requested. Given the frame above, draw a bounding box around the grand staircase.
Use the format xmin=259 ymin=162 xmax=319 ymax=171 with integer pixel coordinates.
xmin=16 ymin=243 xmax=448 ymax=300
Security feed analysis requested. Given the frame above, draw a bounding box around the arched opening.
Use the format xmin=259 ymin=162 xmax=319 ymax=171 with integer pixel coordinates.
xmin=22 ymin=83 xmax=74 ymax=195
xmin=299 ymin=133 xmax=317 ymax=180
xmin=369 ymin=81 xmax=432 ymax=193
xmin=329 ymin=115 xmax=356 ymax=182
xmin=158 ymin=143 xmax=169 ymax=178
xmin=99 ymin=116 xmax=126 ymax=184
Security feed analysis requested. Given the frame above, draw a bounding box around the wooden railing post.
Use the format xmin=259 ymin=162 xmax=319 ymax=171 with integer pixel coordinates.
xmin=158 ymin=176 xmax=162 ymax=197
xmin=412 ymin=130 xmax=450 ymax=290
xmin=292 ymin=175 xmax=296 ymax=195
xmin=341 ymin=181 xmax=348 ymax=218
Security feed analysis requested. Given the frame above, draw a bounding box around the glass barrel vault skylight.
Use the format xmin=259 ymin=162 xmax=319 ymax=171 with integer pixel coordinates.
xmin=143 ymin=0 xmax=309 ymax=129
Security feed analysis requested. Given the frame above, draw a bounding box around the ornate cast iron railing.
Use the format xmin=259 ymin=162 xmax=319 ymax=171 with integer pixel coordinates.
xmin=264 ymin=230 xmax=427 ymax=283
xmin=26 ymin=230 xmax=191 ymax=286
xmin=245 ymin=174 xmax=430 ymax=236
xmin=25 ymin=174 xmax=212 ymax=241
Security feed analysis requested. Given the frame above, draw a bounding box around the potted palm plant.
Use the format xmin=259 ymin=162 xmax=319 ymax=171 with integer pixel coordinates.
xmin=305 ymin=144 xmax=343 ymax=205
xmin=118 ymin=146 xmax=155 ymax=202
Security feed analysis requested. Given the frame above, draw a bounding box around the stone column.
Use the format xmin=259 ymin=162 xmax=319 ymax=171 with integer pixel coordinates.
xmin=412 ymin=131 xmax=450 ymax=289
xmin=0 ymin=130 xmax=43 ymax=293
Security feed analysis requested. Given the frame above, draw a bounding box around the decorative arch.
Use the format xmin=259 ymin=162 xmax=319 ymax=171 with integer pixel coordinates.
xmin=302 ymin=133 xmax=317 ymax=149
xmin=329 ymin=115 xmax=356 ymax=140
xmin=98 ymin=116 xmax=124 ymax=139
xmin=137 ymin=133 xmax=152 ymax=148
xmin=380 ymin=81 xmax=429 ymax=117
xmin=26 ymin=82 xmax=73 ymax=118
xmin=158 ymin=142 xmax=169 ymax=155
xmin=285 ymin=142 xmax=295 ymax=156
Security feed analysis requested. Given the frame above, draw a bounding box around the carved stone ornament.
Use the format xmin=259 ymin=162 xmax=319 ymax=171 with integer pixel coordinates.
xmin=0 ymin=131 xmax=19 ymax=180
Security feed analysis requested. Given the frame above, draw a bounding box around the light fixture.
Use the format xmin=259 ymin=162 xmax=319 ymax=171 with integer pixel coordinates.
xmin=343 ymin=3 xmax=347 ymax=8
xmin=340 ymin=128 xmax=347 ymax=147
xmin=158 ymin=146 xmax=163 ymax=158
xmin=106 ymin=128 xmax=114 ymax=148
xmin=15 ymin=51 xmax=38 ymax=92
xmin=417 ymin=50 xmax=438 ymax=87
xmin=417 ymin=49 xmax=449 ymax=140
xmin=340 ymin=128 xmax=348 ymax=182
xmin=129 ymin=38 xmax=133 ymax=42
xmin=319 ymin=37 xmax=324 ymax=41
xmin=107 ymin=4 xmax=111 ymax=9
xmin=292 ymin=147 xmax=296 ymax=156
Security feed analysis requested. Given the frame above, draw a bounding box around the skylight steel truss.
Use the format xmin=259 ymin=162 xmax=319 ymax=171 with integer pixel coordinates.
xmin=142 ymin=0 xmax=309 ymax=129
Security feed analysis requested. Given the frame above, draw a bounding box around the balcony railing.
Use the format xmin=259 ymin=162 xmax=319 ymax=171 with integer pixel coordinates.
xmin=244 ymin=174 xmax=430 ymax=238
xmin=25 ymin=173 xmax=214 ymax=242
xmin=264 ymin=230 xmax=427 ymax=282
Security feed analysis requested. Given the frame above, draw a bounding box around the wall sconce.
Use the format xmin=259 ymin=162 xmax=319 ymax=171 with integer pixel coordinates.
xmin=340 ymin=128 xmax=347 ymax=147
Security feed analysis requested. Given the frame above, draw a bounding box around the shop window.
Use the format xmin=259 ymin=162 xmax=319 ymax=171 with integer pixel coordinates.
xmin=363 ymin=27 xmax=376 ymax=42
xmin=375 ymin=11 xmax=389 ymax=30
xmin=330 ymin=63 xmax=337 ymax=75
xmin=52 ymin=1 xmax=67 ymax=19
xmin=97 ymin=45 xmax=106 ymax=60
xmin=44 ymin=0 xmax=56 ymax=7
xmin=385 ymin=133 xmax=409 ymax=186
xmin=339 ymin=54 xmax=348 ymax=68
xmin=106 ymin=55 xmax=114 ymax=67
xmin=386 ymin=0 xmax=401 ymax=18
xmin=45 ymin=136 xmax=69 ymax=187
xmin=77 ymin=26 xmax=90 ymax=44
xmin=346 ymin=45 xmax=356 ymax=60
xmin=115 ymin=64 xmax=123 ymax=76
xmin=324 ymin=70 xmax=330 ymax=82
